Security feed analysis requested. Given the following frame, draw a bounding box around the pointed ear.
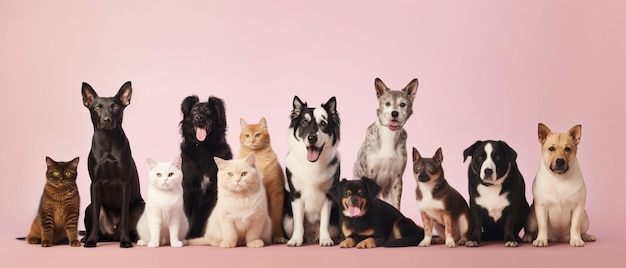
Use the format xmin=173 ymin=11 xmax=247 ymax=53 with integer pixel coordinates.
xmin=209 ymin=96 xmax=227 ymax=128
xmin=291 ymin=96 xmax=304 ymax=120
xmin=499 ymin=141 xmax=518 ymax=161
xmin=244 ymin=152 xmax=256 ymax=168
xmin=147 ymin=158 xmax=158 ymax=169
xmin=69 ymin=157 xmax=80 ymax=169
xmin=412 ymin=147 xmax=421 ymax=163
xmin=259 ymin=117 xmax=267 ymax=129
xmin=213 ymin=157 xmax=226 ymax=169
xmin=538 ymin=123 xmax=551 ymax=144
xmin=361 ymin=177 xmax=382 ymax=199
xmin=116 ymin=81 xmax=132 ymax=106
xmin=329 ymin=178 xmax=347 ymax=203
xmin=434 ymin=147 xmax=443 ymax=163
xmin=181 ymin=95 xmax=199 ymax=116
xmin=403 ymin=78 xmax=418 ymax=101
xmin=568 ymin=124 xmax=582 ymax=145
xmin=323 ymin=97 xmax=337 ymax=115
xmin=374 ymin=78 xmax=388 ymax=98
xmin=81 ymin=82 xmax=97 ymax=107
xmin=463 ymin=141 xmax=482 ymax=162
xmin=172 ymin=156 xmax=182 ymax=169
xmin=240 ymin=118 xmax=248 ymax=129
xmin=45 ymin=156 xmax=55 ymax=166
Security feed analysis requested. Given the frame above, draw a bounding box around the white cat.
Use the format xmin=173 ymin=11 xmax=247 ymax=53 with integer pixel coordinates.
xmin=136 ymin=156 xmax=188 ymax=248
xmin=187 ymin=153 xmax=272 ymax=248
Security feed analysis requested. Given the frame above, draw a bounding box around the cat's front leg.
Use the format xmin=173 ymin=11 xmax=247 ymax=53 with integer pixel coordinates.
xmin=219 ymin=217 xmax=239 ymax=248
xmin=245 ymin=214 xmax=270 ymax=248
xmin=148 ymin=213 xmax=162 ymax=248
xmin=168 ymin=217 xmax=184 ymax=248
xmin=40 ymin=211 xmax=55 ymax=247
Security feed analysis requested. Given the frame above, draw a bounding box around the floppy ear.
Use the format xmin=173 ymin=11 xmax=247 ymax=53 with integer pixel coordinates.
xmin=181 ymin=95 xmax=199 ymax=117
xmin=116 ymin=81 xmax=132 ymax=106
xmin=81 ymin=82 xmax=98 ymax=108
xmin=329 ymin=178 xmax=347 ymax=203
xmin=374 ymin=78 xmax=388 ymax=98
xmin=433 ymin=147 xmax=443 ymax=164
xmin=361 ymin=177 xmax=382 ymax=199
xmin=538 ymin=123 xmax=551 ymax=144
xmin=209 ymin=96 xmax=227 ymax=128
xmin=463 ymin=141 xmax=482 ymax=162
xmin=498 ymin=141 xmax=518 ymax=162
xmin=291 ymin=96 xmax=305 ymax=120
xmin=403 ymin=78 xmax=418 ymax=101
xmin=568 ymin=124 xmax=582 ymax=145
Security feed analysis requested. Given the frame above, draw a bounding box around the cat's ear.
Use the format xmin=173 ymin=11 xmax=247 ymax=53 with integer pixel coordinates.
xmin=116 ymin=81 xmax=132 ymax=107
xmin=244 ymin=152 xmax=256 ymax=168
xmin=213 ymin=157 xmax=226 ymax=169
xmin=45 ymin=156 xmax=55 ymax=166
xmin=172 ymin=156 xmax=182 ymax=169
xmin=147 ymin=158 xmax=159 ymax=169
xmin=240 ymin=118 xmax=248 ymax=129
xmin=81 ymin=82 xmax=98 ymax=108
xmin=69 ymin=157 xmax=80 ymax=169
xmin=259 ymin=117 xmax=267 ymax=129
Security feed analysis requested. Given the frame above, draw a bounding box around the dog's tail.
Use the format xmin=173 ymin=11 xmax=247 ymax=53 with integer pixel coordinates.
xmin=384 ymin=218 xmax=425 ymax=247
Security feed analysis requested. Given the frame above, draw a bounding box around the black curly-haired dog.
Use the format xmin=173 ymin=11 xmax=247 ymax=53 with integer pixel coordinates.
xmin=179 ymin=95 xmax=232 ymax=239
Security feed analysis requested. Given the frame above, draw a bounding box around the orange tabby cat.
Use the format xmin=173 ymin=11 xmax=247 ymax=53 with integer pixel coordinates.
xmin=239 ymin=117 xmax=287 ymax=243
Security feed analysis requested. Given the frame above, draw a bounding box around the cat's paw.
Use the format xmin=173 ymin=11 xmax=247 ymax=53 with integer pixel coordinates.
xmin=148 ymin=241 xmax=159 ymax=248
xmin=26 ymin=237 xmax=41 ymax=244
xmin=287 ymin=237 xmax=303 ymax=247
xmin=170 ymin=240 xmax=184 ymax=248
xmin=69 ymin=240 xmax=82 ymax=247
xmin=220 ymin=240 xmax=237 ymax=248
xmin=41 ymin=240 xmax=53 ymax=247
xmin=273 ymin=236 xmax=288 ymax=244
xmin=247 ymin=239 xmax=264 ymax=248
xmin=137 ymin=239 xmax=148 ymax=246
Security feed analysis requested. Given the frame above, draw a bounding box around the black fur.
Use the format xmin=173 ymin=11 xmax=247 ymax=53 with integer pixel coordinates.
xmin=289 ymin=96 xmax=340 ymax=146
xmin=179 ymin=95 xmax=232 ymax=239
xmin=329 ymin=177 xmax=424 ymax=248
xmin=81 ymin=81 xmax=145 ymax=248
xmin=463 ymin=140 xmax=529 ymax=246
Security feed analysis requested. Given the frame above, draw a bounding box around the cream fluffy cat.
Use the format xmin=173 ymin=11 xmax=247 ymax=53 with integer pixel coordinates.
xmin=136 ymin=157 xmax=188 ymax=247
xmin=239 ymin=117 xmax=287 ymax=243
xmin=187 ymin=153 xmax=272 ymax=248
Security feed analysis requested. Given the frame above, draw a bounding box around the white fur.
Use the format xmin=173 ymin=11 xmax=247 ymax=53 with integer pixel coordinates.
xmin=417 ymin=182 xmax=470 ymax=247
xmin=416 ymin=183 xmax=446 ymax=224
xmin=475 ymin=184 xmax=510 ymax=222
xmin=136 ymin=157 xmax=188 ymax=248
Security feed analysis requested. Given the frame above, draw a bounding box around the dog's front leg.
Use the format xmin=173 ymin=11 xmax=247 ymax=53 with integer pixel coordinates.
xmin=84 ymin=182 xmax=102 ymax=248
xmin=502 ymin=208 xmax=520 ymax=247
xmin=287 ymin=199 xmax=305 ymax=247
xmin=390 ymin=176 xmax=403 ymax=210
xmin=532 ymin=203 xmax=549 ymax=247
xmin=465 ymin=205 xmax=482 ymax=247
xmin=119 ymin=181 xmax=133 ymax=248
xmin=318 ymin=198 xmax=334 ymax=247
xmin=569 ymin=206 xmax=586 ymax=247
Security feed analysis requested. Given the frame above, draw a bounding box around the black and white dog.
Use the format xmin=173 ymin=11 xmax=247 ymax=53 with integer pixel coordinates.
xmin=463 ymin=140 xmax=529 ymax=247
xmin=179 ymin=95 xmax=233 ymax=239
xmin=283 ymin=96 xmax=341 ymax=247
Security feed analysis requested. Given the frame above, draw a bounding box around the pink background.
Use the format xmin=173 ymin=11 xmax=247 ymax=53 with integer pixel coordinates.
xmin=1 ymin=0 xmax=624 ymax=267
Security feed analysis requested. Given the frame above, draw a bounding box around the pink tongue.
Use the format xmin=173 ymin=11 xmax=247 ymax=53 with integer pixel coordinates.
xmin=307 ymin=147 xmax=321 ymax=162
xmin=388 ymin=120 xmax=400 ymax=131
xmin=348 ymin=206 xmax=361 ymax=217
xmin=195 ymin=127 xmax=207 ymax=141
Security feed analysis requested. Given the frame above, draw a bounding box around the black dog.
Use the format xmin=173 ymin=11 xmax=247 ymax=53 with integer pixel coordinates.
xmin=179 ymin=95 xmax=232 ymax=239
xmin=329 ymin=177 xmax=424 ymax=248
xmin=81 ymin=81 xmax=145 ymax=248
xmin=463 ymin=140 xmax=529 ymax=247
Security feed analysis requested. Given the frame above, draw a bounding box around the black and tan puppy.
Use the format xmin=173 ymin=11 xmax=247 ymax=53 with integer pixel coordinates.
xmin=413 ymin=147 xmax=470 ymax=248
xmin=329 ymin=177 xmax=424 ymax=248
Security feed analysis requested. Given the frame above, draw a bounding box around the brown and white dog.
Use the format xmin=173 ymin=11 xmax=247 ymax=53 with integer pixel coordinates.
xmin=413 ymin=147 xmax=470 ymax=247
xmin=353 ymin=78 xmax=418 ymax=210
xmin=523 ymin=123 xmax=596 ymax=247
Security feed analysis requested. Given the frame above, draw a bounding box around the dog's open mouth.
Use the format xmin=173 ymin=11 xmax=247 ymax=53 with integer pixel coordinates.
xmin=194 ymin=125 xmax=211 ymax=142
xmin=343 ymin=199 xmax=365 ymax=218
xmin=388 ymin=119 xmax=401 ymax=131
xmin=306 ymin=144 xmax=324 ymax=162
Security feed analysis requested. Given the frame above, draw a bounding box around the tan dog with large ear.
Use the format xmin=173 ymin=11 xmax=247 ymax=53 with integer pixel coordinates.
xmin=523 ymin=123 xmax=596 ymax=247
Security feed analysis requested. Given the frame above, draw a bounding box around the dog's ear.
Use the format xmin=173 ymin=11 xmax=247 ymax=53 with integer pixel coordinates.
xmin=463 ymin=141 xmax=483 ymax=162
xmin=329 ymin=178 xmax=347 ymax=203
xmin=568 ymin=124 xmax=582 ymax=145
xmin=116 ymin=81 xmax=132 ymax=107
xmin=374 ymin=78 xmax=389 ymax=98
xmin=434 ymin=147 xmax=443 ymax=164
xmin=412 ymin=147 xmax=421 ymax=163
xmin=403 ymin=78 xmax=419 ymax=101
xmin=498 ymin=140 xmax=518 ymax=162
xmin=538 ymin=123 xmax=552 ymax=144
xmin=291 ymin=96 xmax=305 ymax=120
xmin=81 ymin=82 xmax=98 ymax=108
xmin=181 ymin=95 xmax=199 ymax=116
xmin=208 ymin=96 xmax=227 ymax=128
xmin=323 ymin=97 xmax=338 ymax=115
xmin=361 ymin=177 xmax=382 ymax=199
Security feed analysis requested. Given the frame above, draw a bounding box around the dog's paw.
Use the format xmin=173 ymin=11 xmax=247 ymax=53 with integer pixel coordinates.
xmin=273 ymin=236 xmax=288 ymax=244
xmin=319 ymin=237 xmax=334 ymax=247
xmin=69 ymin=240 xmax=82 ymax=247
xmin=83 ymin=240 xmax=97 ymax=248
xmin=418 ymin=238 xmax=431 ymax=247
xmin=465 ymin=240 xmax=479 ymax=247
xmin=287 ymin=237 xmax=303 ymax=247
xmin=41 ymin=240 xmax=53 ymax=247
xmin=220 ymin=240 xmax=237 ymax=248
xmin=522 ymin=234 xmax=535 ymax=243
xmin=247 ymin=239 xmax=264 ymax=248
xmin=533 ymin=238 xmax=548 ymax=247
xmin=170 ymin=240 xmax=184 ymax=248
xmin=504 ymin=241 xmax=519 ymax=247
xmin=339 ymin=238 xmax=355 ymax=248
xmin=570 ymin=238 xmax=585 ymax=247
xmin=120 ymin=241 xmax=134 ymax=248
xmin=356 ymin=238 xmax=376 ymax=249
xmin=456 ymin=237 xmax=468 ymax=246
xmin=445 ymin=238 xmax=456 ymax=248
xmin=582 ymin=233 xmax=596 ymax=242
xmin=137 ymin=239 xmax=148 ymax=246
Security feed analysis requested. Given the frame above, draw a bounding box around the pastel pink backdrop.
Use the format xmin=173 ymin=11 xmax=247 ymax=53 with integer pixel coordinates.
xmin=1 ymin=1 xmax=624 ymax=267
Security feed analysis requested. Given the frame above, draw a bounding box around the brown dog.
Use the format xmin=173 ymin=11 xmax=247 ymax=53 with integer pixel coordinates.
xmin=413 ymin=147 xmax=471 ymax=247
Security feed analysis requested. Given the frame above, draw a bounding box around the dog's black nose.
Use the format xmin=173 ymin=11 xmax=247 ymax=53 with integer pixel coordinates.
xmin=391 ymin=111 xmax=399 ymax=118
xmin=556 ymin=159 xmax=565 ymax=167
xmin=484 ymin=168 xmax=493 ymax=177
xmin=307 ymin=135 xmax=317 ymax=144
xmin=194 ymin=115 xmax=204 ymax=122
xmin=103 ymin=117 xmax=111 ymax=124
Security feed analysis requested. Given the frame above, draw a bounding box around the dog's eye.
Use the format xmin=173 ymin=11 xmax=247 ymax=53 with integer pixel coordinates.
xmin=320 ymin=121 xmax=327 ymax=128
xmin=112 ymin=104 xmax=119 ymax=112
xmin=477 ymin=154 xmax=485 ymax=161
xmin=156 ymin=173 xmax=162 ymax=178
xmin=357 ymin=189 xmax=364 ymax=196
xmin=399 ymin=102 xmax=406 ymax=108
xmin=344 ymin=190 xmax=352 ymax=197
xmin=94 ymin=105 xmax=101 ymax=111
xmin=549 ymin=147 xmax=556 ymax=152
xmin=301 ymin=120 xmax=309 ymax=127
xmin=494 ymin=154 xmax=501 ymax=161
xmin=227 ymin=172 xmax=234 ymax=177
xmin=427 ymin=166 xmax=434 ymax=173
xmin=241 ymin=172 xmax=248 ymax=177
xmin=385 ymin=102 xmax=391 ymax=107
xmin=414 ymin=167 xmax=421 ymax=173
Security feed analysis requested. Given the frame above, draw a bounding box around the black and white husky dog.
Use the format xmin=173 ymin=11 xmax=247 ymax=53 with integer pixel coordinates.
xmin=283 ymin=96 xmax=341 ymax=247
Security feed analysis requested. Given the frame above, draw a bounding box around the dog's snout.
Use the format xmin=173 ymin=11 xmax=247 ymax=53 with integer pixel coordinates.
xmin=556 ymin=158 xmax=565 ymax=167
xmin=194 ymin=114 xmax=204 ymax=122
xmin=307 ymin=134 xmax=318 ymax=144
xmin=391 ymin=111 xmax=399 ymax=118
xmin=102 ymin=117 xmax=111 ymax=123
xmin=350 ymin=196 xmax=360 ymax=205
xmin=484 ymin=168 xmax=494 ymax=177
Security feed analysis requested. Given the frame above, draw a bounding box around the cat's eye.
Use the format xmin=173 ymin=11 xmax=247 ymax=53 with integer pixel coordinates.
xmin=156 ymin=173 xmax=162 ymax=177
xmin=168 ymin=172 xmax=174 ymax=177
xmin=255 ymin=133 xmax=261 ymax=138
xmin=241 ymin=172 xmax=248 ymax=177
xmin=245 ymin=134 xmax=250 ymax=138
xmin=400 ymin=102 xmax=406 ymax=108
xmin=227 ymin=172 xmax=234 ymax=177
xmin=64 ymin=171 xmax=72 ymax=177
xmin=51 ymin=171 xmax=60 ymax=177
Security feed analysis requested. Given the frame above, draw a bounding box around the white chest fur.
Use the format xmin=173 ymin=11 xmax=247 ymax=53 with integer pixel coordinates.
xmin=475 ymin=184 xmax=510 ymax=221
xmin=416 ymin=183 xmax=445 ymax=223
xmin=366 ymin=127 xmax=405 ymax=185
